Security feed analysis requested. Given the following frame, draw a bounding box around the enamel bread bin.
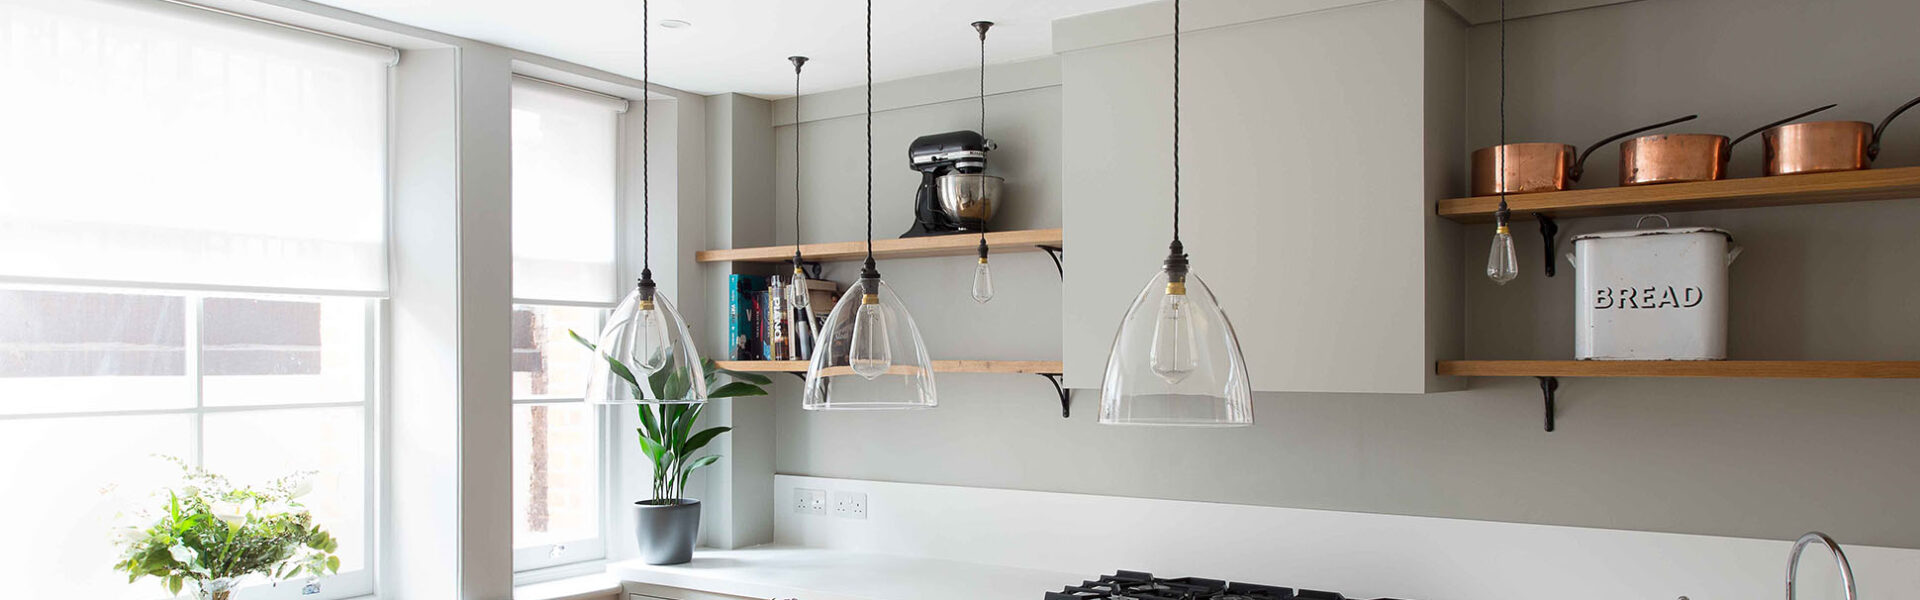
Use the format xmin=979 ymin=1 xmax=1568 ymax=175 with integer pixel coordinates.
xmin=1567 ymin=216 xmax=1741 ymax=360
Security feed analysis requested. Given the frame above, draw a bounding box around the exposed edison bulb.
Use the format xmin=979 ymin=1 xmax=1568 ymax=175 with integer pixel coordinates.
xmin=1486 ymin=224 xmax=1519 ymax=285
xmin=632 ymin=299 xmax=672 ymax=374
xmin=788 ymin=267 xmax=811 ymax=310
xmin=847 ymin=293 xmax=892 ymax=380
xmin=972 ymin=258 xmax=994 ymax=303
xmin=1148 ymin=279 xmax=1196 ymax=384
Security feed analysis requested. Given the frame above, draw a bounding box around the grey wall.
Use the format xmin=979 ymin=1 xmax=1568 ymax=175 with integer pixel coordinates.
xmin=761 ymin=0 xmax=1920 ymax=550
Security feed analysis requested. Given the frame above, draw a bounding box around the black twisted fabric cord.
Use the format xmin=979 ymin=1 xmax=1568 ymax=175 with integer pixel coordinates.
xmin=794 ymin=58 xmax=803 ymax=263
xmin=1172 ymin=0 xmax=1182 ymax=246
xmin=977 ymin=22 xmax=989 ymax=249
xmin=641 ymin=0 xmax=651 ymax=276
xmin=864 ymin=0 xmax=873 ymax=271
xmin=1496 ymin=0 xmax=1509 ymax=221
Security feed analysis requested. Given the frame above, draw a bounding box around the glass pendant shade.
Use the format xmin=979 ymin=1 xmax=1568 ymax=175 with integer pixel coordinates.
xmin=803 ymin=277 xmax=937 ymax=410
xmin=585 ymin=283 xmax=709 ymax=405
xmin=1098 ymin=266 xmax=1252 ymax=426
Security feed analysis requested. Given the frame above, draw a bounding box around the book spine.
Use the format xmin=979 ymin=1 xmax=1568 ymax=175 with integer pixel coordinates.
xmin=728 ymin=274 xmax=744 ymax=360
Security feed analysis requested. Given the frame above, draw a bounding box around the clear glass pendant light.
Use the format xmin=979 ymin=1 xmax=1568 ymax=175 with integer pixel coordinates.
xmin=585 ymin=0 xmax=708 ymax=405
xmin=1098 ymin=0 xmax=1252 ymax=427
xmin=969 ymin=21 xmax=995 ymax=304
xmin=803 ymin=0 xmax=937 ymax=410
xmin=1485 ymin=0 xmax=1520 ymax=286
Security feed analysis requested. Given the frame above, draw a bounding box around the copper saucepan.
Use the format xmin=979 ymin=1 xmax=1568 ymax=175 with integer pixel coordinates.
xmin=1763 ymin=94 xmax=1920 ymax=176
xmin=1471 ymin=115 xmax=1698 ymax=196
xmin=1618 ymin=105 xmax=1836 ymax=186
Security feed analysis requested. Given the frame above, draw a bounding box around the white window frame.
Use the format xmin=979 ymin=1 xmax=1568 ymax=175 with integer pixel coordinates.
xmin=508 ymin=73 xmax=633 ymax=576
xmin=0 ymin=283 xmax=385 ymax=600
xmin=508 ymin=302 xmax=616 ymax=574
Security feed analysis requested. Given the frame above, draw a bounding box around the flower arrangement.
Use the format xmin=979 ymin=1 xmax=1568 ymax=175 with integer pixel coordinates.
xmin=112 ymin=458 xmax=341 ymax=600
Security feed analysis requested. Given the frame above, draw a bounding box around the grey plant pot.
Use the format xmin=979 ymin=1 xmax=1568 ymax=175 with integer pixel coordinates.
xmin=633 ymin=499 xmax=701 ymax=565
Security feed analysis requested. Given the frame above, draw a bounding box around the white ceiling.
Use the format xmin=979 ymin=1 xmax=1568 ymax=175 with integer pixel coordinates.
xmin=306 ymin=0 xmax=1161 ymax=97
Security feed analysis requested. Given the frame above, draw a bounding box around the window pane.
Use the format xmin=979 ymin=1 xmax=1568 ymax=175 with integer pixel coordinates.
xmin=203 ymin=406 xmax=367 ymax=574
xmin=511 ymin=80 xmax=618 ymax=303
xmin=513 ymin=402 xmax=599 ymax=549
xmin=512 ymin=304 xmax=601 ymax=400
xmin=203 ymin=296 xmax=371 ymax=407
xmin=0 ymin=289 xmax=192 ymax=415
xmin=0 ymin=415 xmax=193 ymax=600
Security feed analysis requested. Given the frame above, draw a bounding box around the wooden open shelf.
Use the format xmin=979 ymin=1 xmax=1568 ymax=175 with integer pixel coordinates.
xmin=1436 ymin=166 xmax=1920 ymax=223
xmin=1437 ymin=360 xmax=1920 ymax=379
xmin=717 ymin=360 xmax=1063 ymax=374
xmin=695 ymin=228 xmax=1062 ymax=264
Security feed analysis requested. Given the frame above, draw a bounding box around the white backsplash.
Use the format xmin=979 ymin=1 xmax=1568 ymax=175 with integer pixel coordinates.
xmin=773 ymin=475 xmax=1919 ymax=600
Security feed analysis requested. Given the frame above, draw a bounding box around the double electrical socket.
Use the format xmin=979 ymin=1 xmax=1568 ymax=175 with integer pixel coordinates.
xmin=793 ymin=488 xmax=827 ymax=515
xmin=792 ymin=487 xmax=866 ymax=519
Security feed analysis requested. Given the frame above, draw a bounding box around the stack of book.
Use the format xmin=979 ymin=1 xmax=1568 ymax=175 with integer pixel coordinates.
xmin=728 ymin=274 xmax=838 ymax=361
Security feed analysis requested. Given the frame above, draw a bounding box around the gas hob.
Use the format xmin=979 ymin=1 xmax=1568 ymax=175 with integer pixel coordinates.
xmin=1045 ymin=570 xmax=1405 ymax=600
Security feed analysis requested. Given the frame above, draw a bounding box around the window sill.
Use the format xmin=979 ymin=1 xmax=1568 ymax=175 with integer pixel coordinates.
xmin=514 ymin=572 xmax=621 ymax=600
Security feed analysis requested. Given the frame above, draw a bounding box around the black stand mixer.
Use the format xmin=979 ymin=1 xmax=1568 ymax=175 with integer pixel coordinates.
xmin=903 ymin=130 xmax=995 ymax=237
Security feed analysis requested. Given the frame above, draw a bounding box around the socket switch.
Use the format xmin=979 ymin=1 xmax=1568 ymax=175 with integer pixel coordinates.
xmin=832 ymin=491 xmax=867 ymax=519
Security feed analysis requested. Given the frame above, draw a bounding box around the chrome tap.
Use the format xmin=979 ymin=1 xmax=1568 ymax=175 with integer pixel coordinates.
xmin=1786 ymin=532 xmax=1857 ymax=600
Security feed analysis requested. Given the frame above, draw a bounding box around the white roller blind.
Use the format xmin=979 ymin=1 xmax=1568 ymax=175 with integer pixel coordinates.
xmin=0 ymin=0 xmax=391 ymax=294
xmin=511 ymin=78 xmax=622 ymax=304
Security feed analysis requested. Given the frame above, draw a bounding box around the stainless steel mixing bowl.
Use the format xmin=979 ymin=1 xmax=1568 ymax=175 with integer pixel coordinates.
xmin=935 ymin=173 xmax=1001 ymax=224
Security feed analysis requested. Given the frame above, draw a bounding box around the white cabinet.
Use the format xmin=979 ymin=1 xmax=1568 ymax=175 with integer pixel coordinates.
xmin=1059 ymin=0 xmax=1465 ymax=393
xmin=626 ymin=584 xmax=758 ymax=600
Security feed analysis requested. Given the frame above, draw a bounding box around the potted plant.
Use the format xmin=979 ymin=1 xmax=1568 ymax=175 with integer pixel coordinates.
xmin=112 ymin=458 xmax=341 ymax=600
xmin=573 ymin=332 xmax=769 ymax=564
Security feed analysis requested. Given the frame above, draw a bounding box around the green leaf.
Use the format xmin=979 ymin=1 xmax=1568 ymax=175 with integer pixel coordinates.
xmin=679 ymin=454 xmax=723 ymax=480
xmin=708 ymin=381 xmax=769 ymax=399
xmin=663 ymin=368 xmax=691 ymax=401
xmin=327 ymin=555 xmax=341 ymax=573
xmin=713 ymin=366 xmax=773 ymax=387
xmin=168 ymin=575 xmax=182 ymax=596
xmin=635 ymin=404 xmax=660 ymax=441
xmin=635 ymin=434 xmax=664 ymax=465
xmin=600 ymin=352 xmax=640 ymax=392
xmin=669 ymin=405 xmax=699 ymax=450
xmin=568 ymin=329 xmax=597 ymax=351
xmin=646 ymin=366 xmax=672 ymax=400
xmin=682 ymin=426 xmax=731 ymax=455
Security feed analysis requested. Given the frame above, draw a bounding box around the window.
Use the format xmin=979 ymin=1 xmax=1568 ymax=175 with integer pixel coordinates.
xmin=0 ymin=0 xmax=390 ymax=598
xmin=509 ymin=76 xmax=627 ymax=572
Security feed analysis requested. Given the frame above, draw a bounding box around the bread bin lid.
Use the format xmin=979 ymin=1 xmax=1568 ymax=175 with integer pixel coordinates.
xmin=1571 ymin=215 xmax=1733 ymax=244
xmin=1571 ymin=226 xmax=1733 ymax=243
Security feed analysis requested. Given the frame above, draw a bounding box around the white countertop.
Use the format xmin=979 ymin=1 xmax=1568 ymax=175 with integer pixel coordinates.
xmin=607 ymin=544 xmax=1078 ymax=600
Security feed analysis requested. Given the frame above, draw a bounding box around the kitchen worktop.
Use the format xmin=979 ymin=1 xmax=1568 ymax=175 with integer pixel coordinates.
xmin=607 ymin=544 xmax=1078 ymax=600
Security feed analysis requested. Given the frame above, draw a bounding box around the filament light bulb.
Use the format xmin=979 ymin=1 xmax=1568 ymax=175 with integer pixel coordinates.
xmin=972 ymin=259 xmax=994 ymax=303
xmin=1486 ymin=223 xmax=1519 ymax=285
xmin=847 ymin=293 xmax=892 ymax=380
xmin=1148 ymin=279 xmax=1196 ymax=383
xmin=632 ymin=299 xmax=671 ymax=374
xmin=788 ymin=267 xmax=811 ymax=310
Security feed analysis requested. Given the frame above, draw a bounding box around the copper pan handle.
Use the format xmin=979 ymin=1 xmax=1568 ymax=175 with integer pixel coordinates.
xmin=1868 ymin=94 xmax=1920 ymax=160
xmin=1729 ymin=103 xmax=1837 ymax=150
xmin=1571 ymin=114 xmax=1698 ymax=181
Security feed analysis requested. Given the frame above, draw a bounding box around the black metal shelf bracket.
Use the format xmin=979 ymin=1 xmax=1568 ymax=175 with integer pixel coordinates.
xmin=1535 ymin=213 xmax=1560 ymax=277
xmin=782 ymin=371 xmax=807 ymax=381
xmin=1039 ymin=373 xmax=1071 ymax=418
xmin=801 ymin=261 xmax=825 ymax=280
xmin=1037 ymin=245 xmax=1064 ymax=279
xmin=1537 ymin=376 xmax=1559 ymax=432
